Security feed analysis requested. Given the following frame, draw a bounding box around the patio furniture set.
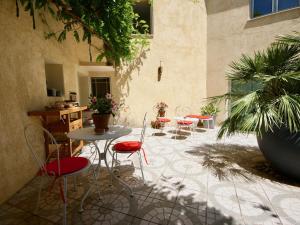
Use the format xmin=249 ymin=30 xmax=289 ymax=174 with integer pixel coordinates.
xmin=24 ymin=111 xmax=148 ymax=225
xmin=156 ymin=106 xmax=215 ymax=137
xmin=25 ymin=104 xmax=215 ymax=225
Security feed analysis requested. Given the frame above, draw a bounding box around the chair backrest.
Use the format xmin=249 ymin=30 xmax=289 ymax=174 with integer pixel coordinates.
xmin=140 ymin=112 xmax=147 ymax=143
xmin=24 ymin=123 xmax=61 ymax=176
xmin=175 ymin=106 xmax=191 ymax=117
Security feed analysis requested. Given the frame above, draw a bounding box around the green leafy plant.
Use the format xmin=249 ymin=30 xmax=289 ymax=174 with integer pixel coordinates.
xmin=16 ymin=0 xmax=150 ymax=66
xmin=214 ymin=33 xmax=300 ymax=139
xmin=200 ymin=102 xmax=220 ymax=116
xmin=89 ymin=93 xmax=121 ymax=116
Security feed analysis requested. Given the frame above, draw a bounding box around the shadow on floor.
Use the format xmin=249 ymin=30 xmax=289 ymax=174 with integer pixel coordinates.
xmin=187 ymin=143 xmax=300 ymax=187
xmin=167 ymin=130 xmax=191 ymax=136
xmin=194 ymin=128 xmax=207 ymax=133
xmin=152 ymin=132 xmax=167 ymax=136
xmin=2 ymin=164 xmax=240 ymax=225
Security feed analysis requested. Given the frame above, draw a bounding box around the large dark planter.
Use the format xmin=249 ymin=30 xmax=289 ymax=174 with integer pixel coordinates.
xmin=257 ymin=127 xmax=300 ymax=180
xmin=92 ymin=113 xmax=110 ymax=134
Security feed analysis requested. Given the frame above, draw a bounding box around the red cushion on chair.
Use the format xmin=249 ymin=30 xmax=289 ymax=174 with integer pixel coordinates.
xmin=158 ymin=118 xmax=171 ymax=123
xmin=113 ymin=141 xmax=142 ymax=152
xmin=42 ymin=157 xmax=89 ymax=176
xmin=177 ymin=120 xmax=193 ymax=125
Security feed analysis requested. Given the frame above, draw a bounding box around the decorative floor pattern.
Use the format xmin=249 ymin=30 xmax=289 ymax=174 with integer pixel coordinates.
xmin=2 ymin=127 xmax=300 ymax=225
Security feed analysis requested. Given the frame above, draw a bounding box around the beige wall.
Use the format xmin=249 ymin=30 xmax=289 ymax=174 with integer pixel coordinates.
xmin=0 ymin=1 xmax=93 ymax=203
xmin=0 ymin=0 xmax=207 ymax=203
xmin=115 ymin=0 xmax=207 ymax=126
xmin=206 ymin=0 xmax=300 ymax=121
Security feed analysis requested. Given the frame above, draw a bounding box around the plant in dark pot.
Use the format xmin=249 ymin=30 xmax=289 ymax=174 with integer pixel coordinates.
xmin=155 ymin=102 xmax=168 ymax=117
xmin=214 ymin=33 xmax=300 ymax=180
xmin=89 ymin=93 xmax=120 ymax=134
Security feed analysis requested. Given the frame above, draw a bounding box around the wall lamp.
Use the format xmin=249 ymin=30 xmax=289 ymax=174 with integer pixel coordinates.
xmin=158 ymin=60 xmax=163 ymax=82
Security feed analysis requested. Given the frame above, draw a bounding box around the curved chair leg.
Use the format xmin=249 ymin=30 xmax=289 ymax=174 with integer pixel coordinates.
xmin=137 ymin=151 xmax=145 ymax=183
xmin=34 ymin=177 xmax=44 ymax=214
xmin=73 ymin=176 xmax=77 ymax=192
xmin=63 ymin=176 xmax=67 ymax=225
xmin=110 ymin=152 xmax=116 ymax=185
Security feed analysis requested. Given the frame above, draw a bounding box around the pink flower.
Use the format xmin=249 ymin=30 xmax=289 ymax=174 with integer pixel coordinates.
xmin=91 ymin=97 xmax=97 ymax=104
xmin=105 ymin=93 xmax=112 ymax=99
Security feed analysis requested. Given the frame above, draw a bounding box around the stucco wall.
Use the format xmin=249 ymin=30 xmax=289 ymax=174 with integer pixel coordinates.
xmin=206 ymin=0 xmax=300 ymax=121
xmin=0 ymin=0 xmax=207 ymax=203
xmin=0 ymin=1 xmax=93 ymax=203
xmin=115 ymin=0 xmax=207 ymax=126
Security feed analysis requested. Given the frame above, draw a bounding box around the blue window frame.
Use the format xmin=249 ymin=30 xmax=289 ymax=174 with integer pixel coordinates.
xmin=251 ymin=0 xmax=300 ymax=18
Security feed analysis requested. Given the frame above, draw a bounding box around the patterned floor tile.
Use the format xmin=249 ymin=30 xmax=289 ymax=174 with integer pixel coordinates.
xmin=135 ymin=197 xmax=175 ymax=225
xmin=2 ymin=127 xmax=300 ymax=225
xmin=69 ymin=202 xmax=135 ymax=225
xmin=239 ymin=199 xmax=281 ymax=225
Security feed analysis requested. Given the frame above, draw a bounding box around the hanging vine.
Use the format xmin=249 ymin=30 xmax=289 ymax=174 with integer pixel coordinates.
xmin=16 ymin=0 xmax=150 ymax=66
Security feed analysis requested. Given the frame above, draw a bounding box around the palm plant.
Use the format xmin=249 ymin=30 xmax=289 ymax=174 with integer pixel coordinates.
xmin=216 ymin=33 xmax=300 ymax=139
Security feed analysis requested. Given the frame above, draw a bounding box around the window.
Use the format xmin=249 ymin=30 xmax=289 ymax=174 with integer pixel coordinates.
xmin=91 ymin=77 xmax=110 ymax=98
xmin=251 ymin=0 xmax=300 ymax=18
xmin=133 ymin=0 xmax=152 ymax=34
xmin=278 ymin=0 xmax=299 ymax=10
xmin=45 ymin=63 xmax=64 ymax=97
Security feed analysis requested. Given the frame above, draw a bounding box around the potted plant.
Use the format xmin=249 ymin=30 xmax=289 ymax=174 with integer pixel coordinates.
xmin=215 ymin=33 xmax=300 ymax=179
xmin=89 ymin=93 xmax=120 ymax=134
xmin=155 ymin=101 xmax=168 ymax=117
xmin=200 ymin=102 xmax=220 ymax=128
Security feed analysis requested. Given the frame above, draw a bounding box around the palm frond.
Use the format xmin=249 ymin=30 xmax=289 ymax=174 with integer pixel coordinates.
xmin=228 ymin=53 xmax=265 ymax=82
xmin=217 ymin=33 xmax=300 ymax=138
xmin=277 ymin=94 xmax=300 ymax=133
xmin=277 ymin=32 xmax=300 ymax=47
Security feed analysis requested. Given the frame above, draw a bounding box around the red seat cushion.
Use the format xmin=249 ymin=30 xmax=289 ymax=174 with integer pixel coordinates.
xmin=177 ymin=120 xmax=193 ymax=125
xmin=158 ymin=118 xmax=171 ymax=123
xmin=113 ymin=141 xmax=142 ymax=152
xmin=42 ymin=157 xmax=89 ymax=176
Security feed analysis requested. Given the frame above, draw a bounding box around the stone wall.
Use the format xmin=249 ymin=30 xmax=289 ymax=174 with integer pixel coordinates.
xmin=0 ymin=0 xmax=92 ymax=203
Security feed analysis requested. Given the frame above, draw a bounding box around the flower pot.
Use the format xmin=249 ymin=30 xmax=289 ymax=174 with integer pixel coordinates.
xmin=158 ymin=109 xmax=166 ymax=117
xmin=257 ymin=127 xmax=300 ymax=180
xmin=92 ymin=113 xmax=110 ymax=134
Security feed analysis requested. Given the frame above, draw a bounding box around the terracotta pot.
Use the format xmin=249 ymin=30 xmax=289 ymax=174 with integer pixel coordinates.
xmin=158 ymin=109 xmax=166 ymax=117
xmin=92 ymin=113 xmax=110 ymax=134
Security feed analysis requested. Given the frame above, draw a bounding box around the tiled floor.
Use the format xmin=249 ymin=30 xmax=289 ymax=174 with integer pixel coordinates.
xmin=2 ymin=127 xmax=300 ymax=225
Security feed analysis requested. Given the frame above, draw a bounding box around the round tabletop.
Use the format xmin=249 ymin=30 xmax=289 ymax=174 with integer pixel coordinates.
xmin=173 ymin=116 xmax=199 ymax=122
xmin=67 ymin=125 xmax=132 ymax=141
xmin=185 ymin=115 xmax=213 ymax=120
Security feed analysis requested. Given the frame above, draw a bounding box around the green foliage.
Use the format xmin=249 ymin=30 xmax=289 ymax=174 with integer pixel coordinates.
xmin=17 ymin=0 xmax=150 ymax=66
xmin=216 ymin=33 xmax=300 ymax=139
xmin=200 ymin=102 xmax=220 ymax=116
xmin=89 ymin=94 xmax=120 ymax=116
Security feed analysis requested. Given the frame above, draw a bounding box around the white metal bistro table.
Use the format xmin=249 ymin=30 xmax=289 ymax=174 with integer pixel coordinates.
xmin=173 ymin=116 xmax=199 ymax=133
xmin=67 ymin=125 xmax=132 ymax=211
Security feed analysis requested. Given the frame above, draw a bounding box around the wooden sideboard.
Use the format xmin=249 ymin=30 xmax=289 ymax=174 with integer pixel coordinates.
xmin=28 ymin=106 xmax=87 ymax=159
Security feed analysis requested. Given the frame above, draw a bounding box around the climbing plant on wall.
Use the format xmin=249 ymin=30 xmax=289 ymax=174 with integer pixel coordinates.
xmin=16 ymin=0 xmax=150 ymax=66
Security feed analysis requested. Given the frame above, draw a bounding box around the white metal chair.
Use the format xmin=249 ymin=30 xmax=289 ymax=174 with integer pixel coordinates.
xmin=174 ymin=106 xmax=197 ymax=138
xmin=24 ymin=123 xmax=99 ymax=225
xmin=111 ymin=113 xmax=148 ymax=183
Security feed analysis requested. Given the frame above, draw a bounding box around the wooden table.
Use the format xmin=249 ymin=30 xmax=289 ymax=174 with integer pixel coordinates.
xmin=28 ymin=106 xmax=87 ymax=158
